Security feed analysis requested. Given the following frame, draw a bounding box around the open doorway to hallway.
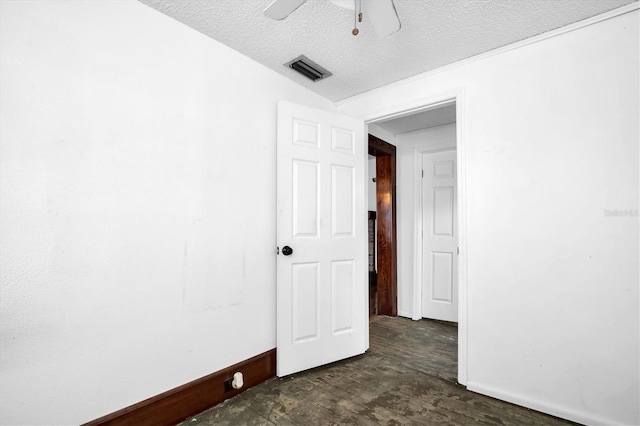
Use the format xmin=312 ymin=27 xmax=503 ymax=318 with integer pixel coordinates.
xmin=367 ymin=102 xmax=458 ymax=323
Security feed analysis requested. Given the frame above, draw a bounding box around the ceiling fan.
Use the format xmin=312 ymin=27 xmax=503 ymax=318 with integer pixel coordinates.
xmin=264 ymin=0 xmax=401 ymax=36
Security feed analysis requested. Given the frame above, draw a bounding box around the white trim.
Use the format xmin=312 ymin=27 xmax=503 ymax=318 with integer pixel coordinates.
xmin=467 ymin=382 xmax=624 ymax=426
xmin=412 ymin=141 xmax=457 ymax=322
xmin=454 ymin=92 xmax=468 ymax=387
xmin=363 ymin=122 xmax=370 ymax=352
xmin=412 ymin=148 xmax=422 ymax=321
xmin=364 ymin=87 xmax=469 ymax=386
xmin=397 ymin=310 xmax=413 ymax=319
xmin=335 ymin=3 xmax=639 ymax=107
xmin=361 ymin=90 xmax=458 ymax=126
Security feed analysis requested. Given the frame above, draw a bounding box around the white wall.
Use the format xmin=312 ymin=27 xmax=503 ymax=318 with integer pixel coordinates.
xmin=337 ymin=9 xmax=639 ymax=426
xmin=394 ymin=124 xmax=456 ymax=318
xmin=367 ymin=122 xmax=395 ymax=144
xmin=0 ymin=1 xmax=332 ymax=424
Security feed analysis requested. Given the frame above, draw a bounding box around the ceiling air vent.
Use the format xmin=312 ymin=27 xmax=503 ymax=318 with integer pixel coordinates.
xmin=285 ymin=55 xmax=332 ymax=82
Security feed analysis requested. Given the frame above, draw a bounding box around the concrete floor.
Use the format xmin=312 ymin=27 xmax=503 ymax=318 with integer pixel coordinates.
xmin=179 ymin=316 xmax=577 ymax=425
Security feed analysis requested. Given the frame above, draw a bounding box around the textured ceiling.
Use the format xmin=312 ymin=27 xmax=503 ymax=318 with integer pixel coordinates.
xmin=138 ymin=0 xmax=636 ymax=102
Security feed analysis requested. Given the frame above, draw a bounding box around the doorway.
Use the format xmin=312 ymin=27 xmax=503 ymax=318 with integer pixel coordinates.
xmin=368 ymin=134 xmax=397 ymax=317
xmin=365 ymin=91 xmax=468 ymax=386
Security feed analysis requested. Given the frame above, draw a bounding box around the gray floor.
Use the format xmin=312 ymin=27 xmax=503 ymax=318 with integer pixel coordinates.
xmin=180 ymin=316 xmax=577 ymax=425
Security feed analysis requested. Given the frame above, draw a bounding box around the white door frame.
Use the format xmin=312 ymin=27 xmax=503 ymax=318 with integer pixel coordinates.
xmin=364 ymin=88 xmax=468 ymax=386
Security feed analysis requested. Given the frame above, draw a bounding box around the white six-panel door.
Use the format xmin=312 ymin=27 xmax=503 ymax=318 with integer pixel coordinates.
xmin=421 ymin=149 xmax=458 ymax=322
xmin=276 ymin=101 xmax=367 ymax=377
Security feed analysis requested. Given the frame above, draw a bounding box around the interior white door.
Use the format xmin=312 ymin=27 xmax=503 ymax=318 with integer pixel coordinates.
xmin=421 ymin=149 xmax=458 ymax=322
xmin=276 ymin=101 xmax=367 ymax=377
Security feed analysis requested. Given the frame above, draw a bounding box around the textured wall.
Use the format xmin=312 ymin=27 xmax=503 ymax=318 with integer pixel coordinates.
xmin=0 ymin=1 xmax=332 ymax=424
xmin=337 ymin=10 xmax=639 ymax=426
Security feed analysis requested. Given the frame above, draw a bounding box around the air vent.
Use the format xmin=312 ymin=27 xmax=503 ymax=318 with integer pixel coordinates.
xmin=285 ymin=55 xmax=332 ymax=82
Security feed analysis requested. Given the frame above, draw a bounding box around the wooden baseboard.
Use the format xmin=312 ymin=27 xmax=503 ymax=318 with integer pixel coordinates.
xmin=84 ymin=349 xmax=276 ymax=426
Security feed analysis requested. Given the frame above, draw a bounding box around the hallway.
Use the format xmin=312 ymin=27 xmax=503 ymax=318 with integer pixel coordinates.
xmin=180 ymin=316 xmax=576 ymax=425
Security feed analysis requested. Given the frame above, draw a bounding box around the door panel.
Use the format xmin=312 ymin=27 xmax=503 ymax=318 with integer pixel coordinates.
xmin=433 ymin=187 xmax=454 ymax=236
xmin=292 ymin=160 xmax=320 ymax=237
xmin=422 ymin=149 xmax=458 ymax=322
xmin=332 ymin=165 xmax=355 ymax=236
xmin=331 ymin=260 xmax=354 ymax=333
xmin=432 ymin=252 xmax=453 ymax=302
xmin=277 ymin=101 xmax=367 ymax=377
xmin=292 ymin=262 xmax=320 ymax=342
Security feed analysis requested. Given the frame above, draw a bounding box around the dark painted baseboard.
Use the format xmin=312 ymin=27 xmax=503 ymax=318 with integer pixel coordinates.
xmin=84 ymin=349 xmax=276 ymax=426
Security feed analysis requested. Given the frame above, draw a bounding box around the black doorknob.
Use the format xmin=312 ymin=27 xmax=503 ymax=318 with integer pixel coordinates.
xmin=282 ymin=246 xmax=293 ymax=256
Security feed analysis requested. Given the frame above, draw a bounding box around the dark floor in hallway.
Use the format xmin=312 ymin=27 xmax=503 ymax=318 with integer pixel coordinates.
xmin=179 ymin=316 xmax=577 ymax=425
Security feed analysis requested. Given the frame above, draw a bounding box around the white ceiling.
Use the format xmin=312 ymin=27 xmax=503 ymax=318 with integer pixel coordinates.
xmin=138 ymin=0 xmax=635 ymax=102
xmin=375 ymin=103 xmax=456 ymax=135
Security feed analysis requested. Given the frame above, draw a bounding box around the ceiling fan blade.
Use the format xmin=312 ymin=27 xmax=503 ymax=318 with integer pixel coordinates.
xmin=264 ymin=0 xmax=307 ymax=20
xmin=329 ymin=0 xmax=355 ymax=10
xmin=367 ymin=0 xmax=401 ymax=36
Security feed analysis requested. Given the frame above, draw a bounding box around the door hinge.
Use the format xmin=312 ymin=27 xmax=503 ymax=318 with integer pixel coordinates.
xmin=422 ymin=170 xmax=424 ymax=178
xmin=276 ymin=246 xmax=280 ymax=255
xmin=457 ymin=247 xmax=459 ymax=255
